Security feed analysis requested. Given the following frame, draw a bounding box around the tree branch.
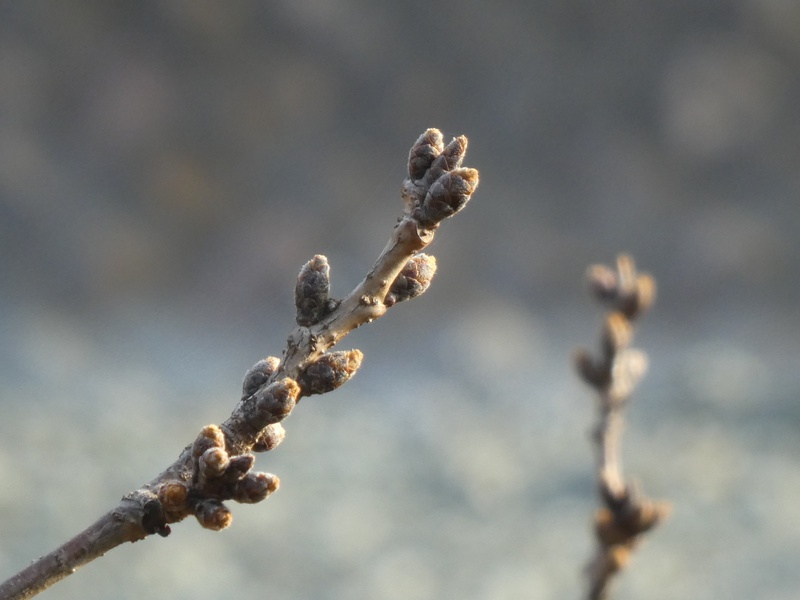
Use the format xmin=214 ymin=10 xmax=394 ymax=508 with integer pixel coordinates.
xmin=573 ymin=254 xmax=670 ymax=600
xmin=0 ymin=128 xmax=479 ymax=600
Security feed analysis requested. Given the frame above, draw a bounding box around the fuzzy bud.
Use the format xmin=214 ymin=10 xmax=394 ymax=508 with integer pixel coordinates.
xmin=221 ymin=454 xmax=255 ymax=483
xmin=385 ymin=254 xmax=437 ymax=307
xmin=253 ymin=423 xmax=286 ymax=452
xmin=297 ymin=350 xmax=363 ymax=397
xmin=242 ymin=356 xmax=281 ymax=398
xmin=199 ymin=447 xmax=230 ymax=479
xmin=158 ymin=482 xmax=189 ymax=514
xmin=408 ymin=128 xmax=444 ymax=181
xmin=194 ymin=499 xmax=232 ymax=531
xmin=245 ymin=378 xmax=301 ymax=428
xmin=295 ymin=255 xmax=333 ymax=327
xmin=425 ymin=135 xmax=468 ymax=183
xmin=232 ymin=472 xmax=280 ymax=504
xmin=192 ymin=424 xmax=226 ymax=458
xmin=587 ymin=264 xmax=618 ymax=301
xmin=418 ymin=168 xmax=479 ymax=228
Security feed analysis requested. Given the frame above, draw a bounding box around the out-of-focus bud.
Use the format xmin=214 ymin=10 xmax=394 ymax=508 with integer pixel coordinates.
xmin=295 ymin=255 xmax=333 ymax=327
xmin=232 ymin=472 xmax=280 ymax=504
xmin=297 ymin=350 xmax=363 ymax=397
xmin=601 ymin=312 xmax=633 ymax=357
xmin=573 ymin=348 xmax=609 ymax=390
xmin=408 ymin=128 xmax=444 ymax=181
xmin=192 ymin=424 xmax=226 ymax=458
xmin=385 ymin=254 xmax=437 ymax=307
xmin=587 ymin=264 xmax=618 ymax=302
xmin=252 ymin=423 xmax=286 ymax=452
xmin=194 ymin=499 xmax=232 ymax=531
xmin=418 ymin=168 xmax=479 ymax=228
xmin=242 ymin=356 xmax=281 ymax=398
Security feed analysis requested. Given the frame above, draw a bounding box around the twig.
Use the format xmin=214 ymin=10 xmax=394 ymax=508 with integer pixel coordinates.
xmin=573 ymin=254 xmax=670 ymax=600
xmin=0 ymin=128 xmax=479 ymax=600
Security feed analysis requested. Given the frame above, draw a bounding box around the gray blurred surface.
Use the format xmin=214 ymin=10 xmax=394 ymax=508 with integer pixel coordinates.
xmin=1 ymin=2 xmax=799 ymax=599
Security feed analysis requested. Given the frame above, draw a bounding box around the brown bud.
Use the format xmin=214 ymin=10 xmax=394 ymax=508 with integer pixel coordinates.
xmin=253 ymin=423 xmax=286 ymax=452
xmin=425 ymin=135 xmax=468 ymax=183
xmin=574 ymin=348 xmax=609 ymax=389
xmin=295 ymin=255 xmax=333 ymax=327
xmin=192 ymin=424 xmax=226 ymax=458
xmin=194 ymin=499 xmax=232 ymax=531
xmin=232 ymin=472 xmax=280 ymax=504
xmin=385 ymin=254 xmax=437 ymax=307
xmin=418 ymin=168 xmax=479 ymax=228
xmin=408 ymin=128 xmax=444 ymax=181
xmin=601 ymin=312 xmax=633 ymax=356
xmin=297 ymin=350 xmax=363 ymax=397
xmin=240 ymin=378 xmax=301 ymax=431
xmin=158 ymin=482 xmax=189 ymax=514
xmin=242 ymin=356 xmax=281 ymax=398
xmin=199 ymin=447 xmax=230 ymax=479
xmin=221 ymin=454 xmax=255 ymax=483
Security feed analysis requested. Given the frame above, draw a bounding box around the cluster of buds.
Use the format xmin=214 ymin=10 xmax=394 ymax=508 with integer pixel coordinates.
xmin=154 ymin=424 xmax=280 ymax=532
xmin=403 ymin=128 xmax=480 ymax=231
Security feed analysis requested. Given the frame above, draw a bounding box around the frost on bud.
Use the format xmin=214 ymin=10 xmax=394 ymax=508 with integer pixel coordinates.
xmin=408 ymin=128 xmax=444 ymax=181
xmin=297 ymin=350 xmax=363 ymax=397
xmin=295 ymin=255 xmax=333 ymax=327
xmin=418 ymin=168 xmax=479 ymax=228
xmin=385 ymin=254 xmax=437 ymax=307
xmin=242 ymin=356 xmax=281 ymax=398
xmin=248 ymin=378 xmax=301 ymax=427
xmin=232 ymin=472 xmax=280 ymax=504
xmin=158 ymin=482 xmax=189 ymax=514
xmin=253 ymin=423 xmax=286 ymax=452
xmin=192 ymin=424 xmax=226 ymax=458
xmin=194 ymin=499 xmax=232 ymax=531
xmin=199 ymin=447 xmax=230 ymax=479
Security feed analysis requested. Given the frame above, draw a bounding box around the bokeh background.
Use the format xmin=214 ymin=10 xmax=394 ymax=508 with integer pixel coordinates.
xmin=1 ymin=2 xmax=799 ymax=599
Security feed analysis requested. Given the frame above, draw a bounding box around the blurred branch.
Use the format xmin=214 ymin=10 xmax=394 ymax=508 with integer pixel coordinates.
xmin=574 ymin=255 xmax=670 ymax=600
xmin=0 ymin=128 xmax=479 ymax=600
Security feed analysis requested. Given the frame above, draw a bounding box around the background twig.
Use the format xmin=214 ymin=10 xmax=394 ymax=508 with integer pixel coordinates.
xmin=574 ymin=254 xmax=670 ymax=600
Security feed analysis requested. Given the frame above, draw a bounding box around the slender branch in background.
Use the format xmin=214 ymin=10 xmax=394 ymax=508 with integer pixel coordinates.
xmin=573 ymin=254 xmax=670 ymax=600
xmin=0 ymin=128 xmax=479 ymax=600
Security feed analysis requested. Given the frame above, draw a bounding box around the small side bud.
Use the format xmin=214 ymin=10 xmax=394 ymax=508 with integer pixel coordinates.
xmin=385 ymin=254 xmax=437 ymax=307
xmin=253 ymin=423 xmax=286 ymax=452
xmin=418 ymin=168 xmax=479 ymax=228
xmin=574 ymin=348 xmax=609 ymax=390
xmin=297 ymin=350 xmax=363 ymax=397
xmin=221 ymin=454 xmax=255 ymax=483
xmin=408 ymin=128 xmax=444 ymax=181
xmin=232 ymin=472 xmax=280 ymax=504
xmin=158 ymin=482 xmax=189 ymax=514
xmin=199 ymin=447 xmax=230 ymax=479
xmin=194 ymin=499 xmax=232 ymax=531
xmin=295 ymin=255 xmax=332 ymax=327
xmin=587 ymin=264 xmax=618 ymax=301
xmin=192 ymin=424 xmax=226 ymax=458
xmin=242 ymin=356 xmax=281 ymax=398
xmin=248 ymin=378 xmax=301 ymax=427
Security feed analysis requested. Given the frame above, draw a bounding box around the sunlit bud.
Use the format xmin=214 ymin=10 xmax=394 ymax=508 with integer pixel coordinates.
xmin=232 ymin=472 xmax=280 ymax=504
xmin=418 ymin=168 xmax=479 ymax=228
xmin=194 ymin=499 xmax=232 ymax=531
xmin=425 ymin=135 xmax=468 ymax=182
xmin=192 ymin=424 xmax=226 ymax=458
xmin=242 ymin=356 xmax=281 ymax=398
xmin=408 ymin=128 xmax=444 ymax=181
xmin=587 ymin=264 xmax=618 ymax=302
xmin=199 ymin=447 xmax=230 ymax=479
xmin=385 ymin=254 xmax=437 ymax=307
xmin=221 ymin=454 xmax=255 ymax=483
xmin=295 ymin=255 xmax=333 ymax=327
xmin=297 ymin=350 xmax=363 ymax=397
xmin=252 ymin=423 xmax=286 ymax=452
xmin=157 ymin=482 xmax=189 ymax=514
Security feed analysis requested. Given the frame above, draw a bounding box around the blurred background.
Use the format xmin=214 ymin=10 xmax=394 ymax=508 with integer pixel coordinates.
xmin=1 ymin=2 xmax=799 ymax=599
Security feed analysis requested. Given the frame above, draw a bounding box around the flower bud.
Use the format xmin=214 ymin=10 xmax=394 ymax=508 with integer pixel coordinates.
xmin=252 ymin=423 xmax=286 ymax=452
xmin=232 ymin=472 xmax=280 ymax=504
xmin=192 ymin=424 xmax=226 ymax=458
xmin=194 ymin=499 xmax=232 ymax=531
xmin=242 ymin=356 xmax=281 ymax=398
xmin=418 ymin=168 xmax=479 ymax=228
xmin=296 ymin=350 xmax=363 ymax=397
xmin=408 ymin=128 xmax=444 ymax=181
xmin=243 ymin=378 xmax=301 ymax=429
xmin=158 ymin=481 xmax=189 ymax=514
xmin=221 ymin=454 xmax=255 ymax=483
xmin=199 ymin=447 xmax=230 ymax=479
xmin=385 ymin=254 xmax=437 ymax=307
xmin=295 ymin=255 xmax=333 ymax=327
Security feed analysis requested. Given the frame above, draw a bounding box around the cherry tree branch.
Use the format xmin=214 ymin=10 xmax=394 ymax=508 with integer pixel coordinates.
xmin=573 ymin=254 xmax=670 ymax=600
xmin=0 ymin=128 xmax=479 ymax=600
